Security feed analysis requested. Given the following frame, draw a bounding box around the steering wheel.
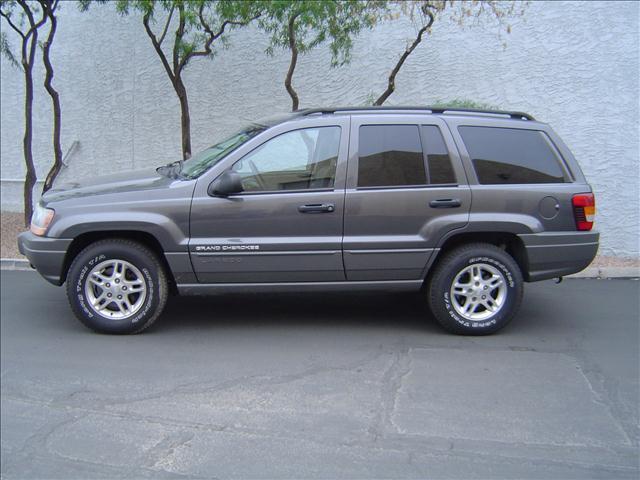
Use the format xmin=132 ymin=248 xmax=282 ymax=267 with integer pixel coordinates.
xmin=247 ymin=159 xmax=267 ymax=190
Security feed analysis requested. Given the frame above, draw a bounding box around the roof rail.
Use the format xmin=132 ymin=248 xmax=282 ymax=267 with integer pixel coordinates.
xmin=296 ymin=106 xmax=535 ymax=121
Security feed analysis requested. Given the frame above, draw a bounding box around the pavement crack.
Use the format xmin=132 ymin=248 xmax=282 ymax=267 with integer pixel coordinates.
xmin=100 ymin=347 xmax=387 ymax=409
xmin=573 ymin=360 xmax=636 ymax=447
xmin=12 ymin=411 xmax=88 ymax=462
xmin=369 ymin=345 xmax=413 ymax=442
xmin=144 ymin=430 xmax=195 ymax=471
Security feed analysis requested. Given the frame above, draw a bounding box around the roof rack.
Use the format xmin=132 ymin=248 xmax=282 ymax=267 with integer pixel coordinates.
xmin=296 ymin=106 xmax=535 ymax=121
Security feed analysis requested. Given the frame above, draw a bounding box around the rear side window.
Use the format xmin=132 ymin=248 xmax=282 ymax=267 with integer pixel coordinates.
xmin=358 ymin=125 xmax=426 ymax=187
xmin=459 ymin=126 xmax=566 ymax=184
xmin=422 ymin=126 xmax=456 ymax=184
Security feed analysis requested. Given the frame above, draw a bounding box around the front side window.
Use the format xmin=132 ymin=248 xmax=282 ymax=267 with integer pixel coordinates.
xmin=459 ymin=126 xmax=566 ymax=184
xmin=232 ymin=127 xmax=340 ymax=192
xmin=181 ymin=125 xmax=266 ymax=179
xmin=358 ymin=125 xmax=426 ymax=188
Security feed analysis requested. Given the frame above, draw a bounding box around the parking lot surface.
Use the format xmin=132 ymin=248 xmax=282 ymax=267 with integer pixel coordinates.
xmin=1 ymin=271 xmax=638 ymax=479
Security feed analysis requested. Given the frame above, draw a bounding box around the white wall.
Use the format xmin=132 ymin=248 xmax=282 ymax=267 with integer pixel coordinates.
xmin=1 ymin=1 xmax=638 ymax=257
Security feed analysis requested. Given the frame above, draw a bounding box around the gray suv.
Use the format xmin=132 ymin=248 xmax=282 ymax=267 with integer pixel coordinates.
xmin=18 ymin=107 xmax=598 ymax=335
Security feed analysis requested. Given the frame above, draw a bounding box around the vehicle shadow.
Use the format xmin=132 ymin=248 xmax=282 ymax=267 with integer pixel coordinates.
xmin=153 ymin=291 xmax=440 ymax=334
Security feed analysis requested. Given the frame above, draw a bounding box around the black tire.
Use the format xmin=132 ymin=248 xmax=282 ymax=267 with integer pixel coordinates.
xmin=427 ymin=243 xmax=523 ymax=335
xmin=66 ymin=239 xmax=168 ymax=334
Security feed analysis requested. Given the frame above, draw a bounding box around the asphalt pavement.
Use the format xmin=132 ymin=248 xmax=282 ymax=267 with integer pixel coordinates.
xmin=1 ymin=270 xmax=638 ymax=479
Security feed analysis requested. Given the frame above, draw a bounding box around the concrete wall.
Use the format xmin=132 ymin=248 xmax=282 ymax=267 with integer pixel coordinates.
xmin=1 ymin=1 xmax=638 ymax=258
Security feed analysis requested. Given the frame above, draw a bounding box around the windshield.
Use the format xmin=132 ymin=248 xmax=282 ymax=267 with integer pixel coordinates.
xmin=179 ymin=124 xmax=266 ymax=179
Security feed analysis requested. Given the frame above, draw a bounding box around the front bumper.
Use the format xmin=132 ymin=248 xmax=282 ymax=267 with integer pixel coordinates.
xmin=518 ymin=231 xmax=599 ymax=282
xmin=17 ymin=231 xmax=72 ymax=286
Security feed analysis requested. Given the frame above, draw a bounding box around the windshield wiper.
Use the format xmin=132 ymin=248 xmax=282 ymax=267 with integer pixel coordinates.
xmin=156 ymin=160 xmax=183 ymax=179
xmin=176 ymin=158 xmax=185 ymax=178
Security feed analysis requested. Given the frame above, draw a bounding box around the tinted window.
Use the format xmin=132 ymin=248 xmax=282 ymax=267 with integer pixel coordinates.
xmin=459 ymin=126 xmax=565 ymax=184
xmin=422 ymin=126 xmax=456 ymax=184
xmin=358 ymin=125 xmax=426 ymax=187
xmin=233 ymin=127 xmax=340 ymax=192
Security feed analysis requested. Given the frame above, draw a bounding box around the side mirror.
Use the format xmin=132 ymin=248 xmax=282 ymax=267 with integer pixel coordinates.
xmin=208 ymin=170 xmax=244 ymax=197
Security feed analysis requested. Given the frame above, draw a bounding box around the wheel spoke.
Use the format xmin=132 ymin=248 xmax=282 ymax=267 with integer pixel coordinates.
xmin=489 ymin=275 xmax=503 ymax=289
xmin=453 ymin=283 xmax=469 ymax=296
xmin=122 ymin=295 xmax=133 ymax=311
xmin=124 ymin=278 xmax=143 ymax=289
xmin=482 ymin=299 xmax=496 ymax=312
xmin=92 ymin=290 xmax=107 ymax=306
xmin=88 ymin=276 xmax=104 ymax=288
xmin=113 ymin=261 xmax=124 ymax=278
xmin=94 ymin=298 xmax=111 ymax=311
xmin=90 ymin=271 xmax=109 ymax=284
xmin=464 ymin=301 xmax=477 ymax=314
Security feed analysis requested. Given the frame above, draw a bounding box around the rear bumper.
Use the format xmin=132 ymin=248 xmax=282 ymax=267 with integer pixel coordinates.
xmin=17 ymin=231 xmax=72 ymax=286
xmin=518 ymin=231 xmax=599 ymax=282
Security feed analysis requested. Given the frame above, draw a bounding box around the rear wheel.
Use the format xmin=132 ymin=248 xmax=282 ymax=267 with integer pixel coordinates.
xmin=66 ymin=239 xmax=168 ymax=334
xmin=427 ymin=243 xmax=523 ymax=335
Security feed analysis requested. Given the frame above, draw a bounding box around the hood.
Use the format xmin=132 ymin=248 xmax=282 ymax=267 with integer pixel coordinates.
xmin=42 ymin=167 xmax=177 ymax=203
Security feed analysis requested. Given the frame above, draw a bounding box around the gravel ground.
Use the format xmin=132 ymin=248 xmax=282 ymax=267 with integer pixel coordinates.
xmin=2 ymin=210 xmax=639 ymax=268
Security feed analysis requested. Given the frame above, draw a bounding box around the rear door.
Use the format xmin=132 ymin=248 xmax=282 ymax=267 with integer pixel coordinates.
xmin=343 ymin=115 xmax=471 ymax=281
xmin=189 ymin=116 xmax=349 ymax=283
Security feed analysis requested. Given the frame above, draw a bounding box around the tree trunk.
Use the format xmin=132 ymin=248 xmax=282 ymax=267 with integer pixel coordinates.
xmin=285 ymin=14 xmax=300 ymax=112
xmin=175 ymin=78 xmax=191 ymax=160
xmin=42 ymin=8 xmax=62 ymax=193
xmin=374 ymin=18 xmax=433 ymax=106
xmin=22 ymin=64 xmax=36 ymax=227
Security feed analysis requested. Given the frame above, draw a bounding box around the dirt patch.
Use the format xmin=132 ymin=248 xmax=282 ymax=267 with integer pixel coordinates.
xmin=1 ymin=210 xmax=639 ymax=269
xmin=1 ymin=212 xmax=27 ymax=259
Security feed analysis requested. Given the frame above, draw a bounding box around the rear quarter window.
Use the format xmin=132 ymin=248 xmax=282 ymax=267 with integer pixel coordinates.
xmin=458 ymin=126 xmax=566 ymax=184
xmin=422 ymin=125 xmax=456 ymax=184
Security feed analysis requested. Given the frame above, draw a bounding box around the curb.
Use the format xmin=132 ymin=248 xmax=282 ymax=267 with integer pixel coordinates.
xmin=1 ymin=257 xmax=638 ymax=279
xmin=567 ymin=266 xmax=639 ymax=279
xmin=0 ymin=258 xmax=31 ymax=271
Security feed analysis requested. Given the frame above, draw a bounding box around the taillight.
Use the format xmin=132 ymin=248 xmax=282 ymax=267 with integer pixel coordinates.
xmin=572 ymin=193 xmax=595 ymax=231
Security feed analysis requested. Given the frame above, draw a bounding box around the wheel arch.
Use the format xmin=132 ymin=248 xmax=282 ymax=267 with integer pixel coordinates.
xmin=426 ymin=231 xmax=528 ymax=282
xmin=61 ymin=231 xmax=178 ymax=294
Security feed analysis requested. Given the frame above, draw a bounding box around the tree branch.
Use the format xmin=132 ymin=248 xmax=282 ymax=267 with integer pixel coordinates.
xmin=142 ymin=11 xmax=176 ymax=83
xmin=172 ymin=3 xmax=185 ymax=75
xmin=177 ymin=5 xmax=260 ymax=73
xmin=158 ymin=4 xmax=175 ymax=47
xmin=0 ymin=9 xmax=26 ymax=40
xmin=285 ymin=12 xmax=300 ymax=111
xmin=374 ymin=9 xmax=435 ymax=106
xmin=17 ymin=0 xmax=47 ymax=67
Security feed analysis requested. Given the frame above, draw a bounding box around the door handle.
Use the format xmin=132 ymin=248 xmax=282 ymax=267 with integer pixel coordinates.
xmin=429 ymin=198 xmax=461 ymax=208
xmin=298 ymin=203 xmax=335 ymax=213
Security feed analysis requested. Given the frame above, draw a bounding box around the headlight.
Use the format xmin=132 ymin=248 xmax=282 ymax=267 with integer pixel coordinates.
xmin=30 ymin=203 xmax=55 ymax=236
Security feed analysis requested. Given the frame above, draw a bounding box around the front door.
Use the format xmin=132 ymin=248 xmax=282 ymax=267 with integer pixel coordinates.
xmin=189 ymin=117 xmax=349 ymax=283
xmin=343 ymin=115 xmax=472 ymax=280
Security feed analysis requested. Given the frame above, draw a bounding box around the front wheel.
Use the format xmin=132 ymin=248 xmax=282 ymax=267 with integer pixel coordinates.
xmin=66 ymin=239 xmax=168 ymax=334
xmin=427 ymin=243 xmax=523 ymax=335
